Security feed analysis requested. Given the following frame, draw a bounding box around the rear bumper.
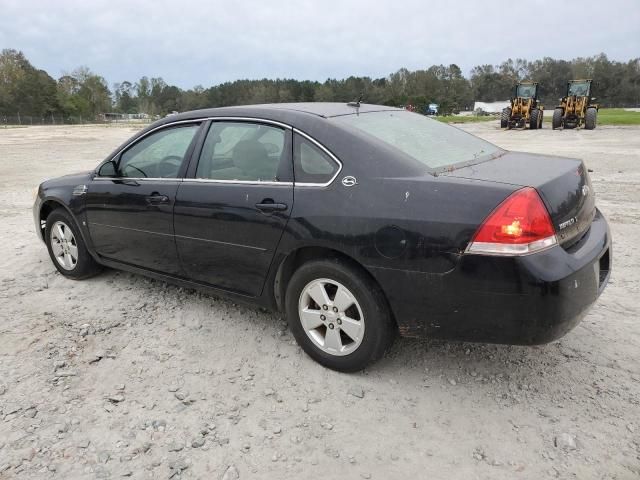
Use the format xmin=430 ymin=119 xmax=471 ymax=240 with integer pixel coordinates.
xmin=370 ymin=208 xmax=611 ymax=344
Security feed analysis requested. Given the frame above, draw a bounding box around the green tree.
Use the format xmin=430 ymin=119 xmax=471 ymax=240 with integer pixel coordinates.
xmin=0 ymin=49 xmax=59 ymax=117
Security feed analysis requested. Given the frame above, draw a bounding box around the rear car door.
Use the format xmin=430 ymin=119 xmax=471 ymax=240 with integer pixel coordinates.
xmin=174 ymin=120 xmax=293 ymax=296
xmin=86 ymin=122 xmax=201 ymax=275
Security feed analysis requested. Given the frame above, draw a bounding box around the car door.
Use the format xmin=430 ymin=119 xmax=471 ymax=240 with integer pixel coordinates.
xmin=174 ymin=120 xmax=293 ymax=296
xmin=85 ymin=122 xmax=202 ymax=275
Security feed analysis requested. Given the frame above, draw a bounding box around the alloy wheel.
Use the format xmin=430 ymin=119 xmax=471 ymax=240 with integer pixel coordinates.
xmin=50 ymin=221 xmax=78 ymax=270
xmin=298 ymin=278 xmax=365 ymax=356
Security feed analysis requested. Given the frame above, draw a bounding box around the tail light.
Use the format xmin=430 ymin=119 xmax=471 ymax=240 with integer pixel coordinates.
xmin=466 ymin=187 xmax=557 ymax=256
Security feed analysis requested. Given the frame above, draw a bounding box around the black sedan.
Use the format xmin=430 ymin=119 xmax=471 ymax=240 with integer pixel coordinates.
xmin=33 ymin=103 xmax=611 ymax=372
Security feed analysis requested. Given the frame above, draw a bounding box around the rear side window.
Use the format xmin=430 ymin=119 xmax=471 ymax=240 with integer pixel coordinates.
xmin=196 ymin=122 xmax=287 ymax=182
xmin=333 ymin=110 xmax=503 ymax=170
xmin=293 ymin=134 xmax=339 ymax=184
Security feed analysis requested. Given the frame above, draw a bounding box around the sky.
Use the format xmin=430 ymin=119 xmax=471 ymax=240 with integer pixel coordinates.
xmin=1 ymin=0 xmax=639 ymax=89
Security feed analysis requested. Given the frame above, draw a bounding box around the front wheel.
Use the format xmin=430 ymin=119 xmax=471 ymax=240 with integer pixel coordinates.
xmin=552 ymin=108 xmax=563 ymax=130
xmin=585 ymin=107 xmax=597 ymax=130
xmin=500 ymin=108 xmax=511 ymax=128
xmin=529 ymin=108 xmax=540 ymax=130
xmin=285 ymin=259 xmax=395 ymax=372
xmin=45 ymin=208 xmax=102 ymax=279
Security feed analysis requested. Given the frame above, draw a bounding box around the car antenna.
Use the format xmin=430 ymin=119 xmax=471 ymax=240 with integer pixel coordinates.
xmin=347 ymin=93 xmax=364 ymax=108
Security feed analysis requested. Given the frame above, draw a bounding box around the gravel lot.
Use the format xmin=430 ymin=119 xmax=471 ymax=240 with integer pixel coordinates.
xmin=1 ymin=122 xmax=639 ymax=479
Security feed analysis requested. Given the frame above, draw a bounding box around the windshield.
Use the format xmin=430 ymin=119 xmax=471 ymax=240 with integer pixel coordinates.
xmin=333 ymin=110 xmax=503 ymax=170
xmin=568 ymin=81 xmax=590 ymax=96
xmin=516 ymin=84 xmax=536 ymax=98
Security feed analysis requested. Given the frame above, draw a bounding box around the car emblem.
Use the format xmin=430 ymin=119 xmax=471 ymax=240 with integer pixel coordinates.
xmin=582 ymin=185 xmax=590 ymax=196
xmin=341 ymin=176 xmax=358 ymax=187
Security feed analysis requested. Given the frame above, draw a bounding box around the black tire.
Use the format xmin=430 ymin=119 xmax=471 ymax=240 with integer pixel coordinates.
xmin=285 ymin=259 xmax=395 ymax=372
xmin=538 ymin=110 xmax=544 ymax=129
xmin=552 ymin=108 xmax=563 ymax=130
xmin=45 ymin=208 xmax=102 ymax=279
xmin=585 ymin=107 xmax=597 ymax=130
xmin=529 ymin=108 xmax=540 ymax=130
xmin=500 ymin=108 xmax=511 ymax=128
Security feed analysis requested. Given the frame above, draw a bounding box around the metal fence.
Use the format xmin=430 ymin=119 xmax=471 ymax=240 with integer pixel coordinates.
xmin=1 ymin=115 xmax=154 ymax=127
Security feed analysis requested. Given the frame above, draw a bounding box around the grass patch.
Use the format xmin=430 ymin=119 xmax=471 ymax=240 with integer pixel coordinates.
xmin=597 ymin=108 xmax=640 ymax=125
xmin=542 ymin=108 xmax=640 ymax=125
xmin=435 ymin=115 xmax=496 ymax=124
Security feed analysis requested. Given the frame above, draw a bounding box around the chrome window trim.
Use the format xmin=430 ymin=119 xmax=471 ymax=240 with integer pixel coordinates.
xmin=94 ymin=117 xmax=343 ymax=188
xmin=292 ymin=128 xmax=343 ymax=188
xmin=93 ymin=177 xmax=182 ymax=182
xmin=183 ymin=178 xmax=293 ymax=186
xmin=96 ymin=117 xmax=292 ymax=173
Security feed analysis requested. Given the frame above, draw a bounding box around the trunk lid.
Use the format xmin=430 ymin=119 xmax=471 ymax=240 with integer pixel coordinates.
xmin=442 ymin=151 xmax=595 ymax=247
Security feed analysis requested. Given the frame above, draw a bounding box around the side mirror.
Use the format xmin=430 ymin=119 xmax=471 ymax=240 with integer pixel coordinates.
xmin=591 ymin=97 xmax=597 ymax=101
xmin=98 ymin=160 xmax=117 ymax=177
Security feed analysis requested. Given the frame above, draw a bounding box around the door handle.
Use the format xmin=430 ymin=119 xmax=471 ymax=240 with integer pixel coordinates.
xmin=255 ymin=200 xmax=288 ymax=212
xmin=146 ymin=194 xmax=170 ymax=205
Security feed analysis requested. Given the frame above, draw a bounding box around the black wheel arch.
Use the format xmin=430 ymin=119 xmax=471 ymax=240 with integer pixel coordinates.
xmin=271 ymin=245 xmax=397 ymax=328
xmin=38 ymin=197 xmax=99 ymax=263
xmin=38 ymin=198 xmax=73 ymax=240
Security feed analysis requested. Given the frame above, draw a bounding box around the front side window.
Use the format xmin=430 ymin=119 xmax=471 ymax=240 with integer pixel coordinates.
xmin=333 ymin=110 xmax=503 ymax=171
xmin=118 ymin=124 xmax=199 ymax=178
xmin=293 ymin=134 xmax=339 ymax=184
xmin=196 ymin=122 xmax=286 ymax=182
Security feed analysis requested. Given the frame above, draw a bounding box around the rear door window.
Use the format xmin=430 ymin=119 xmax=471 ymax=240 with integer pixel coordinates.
xmin=196 ymin=122 xmax=287 ymax=182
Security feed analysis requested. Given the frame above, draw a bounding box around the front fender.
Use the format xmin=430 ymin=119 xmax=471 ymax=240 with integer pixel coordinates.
xmin=35 ymin=185 xmax=98 ymax=262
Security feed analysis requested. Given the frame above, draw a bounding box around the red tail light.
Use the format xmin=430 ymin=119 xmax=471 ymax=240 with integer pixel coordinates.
xmin=467 ymin=187 xmax=557 ymax=255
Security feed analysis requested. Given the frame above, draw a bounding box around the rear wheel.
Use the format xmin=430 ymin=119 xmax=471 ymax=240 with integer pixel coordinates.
xmin=552 ymin=108 xmax=563 ymax=130
xmin=529 ymin=108 xmax=540 ymax=130
xmin=585 ymin=107 xmax=597 ymax=130
xmin=45 ymin=208 xmax=102 ymax=279
xmin=500 ymin=108 xmax=511 ymax=128
xmin=285 ymin=259 xmax=395 ymax=372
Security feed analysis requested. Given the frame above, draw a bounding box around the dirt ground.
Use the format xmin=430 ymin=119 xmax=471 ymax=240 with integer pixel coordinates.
xmin=0 ymin=122 xmax=639 ymax=479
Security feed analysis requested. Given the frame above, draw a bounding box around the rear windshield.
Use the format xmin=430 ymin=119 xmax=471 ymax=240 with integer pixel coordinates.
xmin=333 ymin=110 xmax=503 ymax=170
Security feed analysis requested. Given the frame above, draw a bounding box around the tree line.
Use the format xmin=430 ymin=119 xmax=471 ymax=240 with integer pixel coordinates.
xmin=1 ymin=49 xmax=638 ymax=120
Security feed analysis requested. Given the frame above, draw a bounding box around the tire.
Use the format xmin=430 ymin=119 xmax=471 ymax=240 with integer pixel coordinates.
xmin=285 ymin=259 xmax=395 ymax=372
xmin=585 ymin=107 xmax=597 ymax=130
xmin=529 ymin=108 xmax=540 ymax=130
xmin=45 ymin=208 xmax=102 ymax=279
xmin=552 ymin=108 xmax=563 ymax=130
xmin=500 ymin=108 xmax=511 ymax=128
xmin=538 ymin=110 xmax=544 ymax=129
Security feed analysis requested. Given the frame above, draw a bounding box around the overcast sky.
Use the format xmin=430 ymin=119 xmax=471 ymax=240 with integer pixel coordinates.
xmin=1 ymin=0 xmax=638 ymax=89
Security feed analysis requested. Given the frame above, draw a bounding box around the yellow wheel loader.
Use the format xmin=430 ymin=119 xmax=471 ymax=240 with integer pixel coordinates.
xmin=552 ymin=79 xmax=599 ymax=130
xmin=500 ymin=82 xmax=544 ymax=130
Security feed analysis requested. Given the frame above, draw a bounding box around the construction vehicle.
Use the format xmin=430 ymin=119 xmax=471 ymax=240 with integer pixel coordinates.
xmin=500 ymin=82 xmax=543 ymax=129
xmin=552 ymin=79 xmax=598 ymax=130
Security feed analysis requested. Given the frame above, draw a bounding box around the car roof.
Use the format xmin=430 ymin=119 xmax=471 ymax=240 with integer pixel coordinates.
xmin=166 ymin=102 xmax=401 ymax=122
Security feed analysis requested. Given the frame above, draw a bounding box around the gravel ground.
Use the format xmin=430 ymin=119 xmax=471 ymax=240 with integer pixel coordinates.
xmin=0 ymin=122 xmax=639 ymax=479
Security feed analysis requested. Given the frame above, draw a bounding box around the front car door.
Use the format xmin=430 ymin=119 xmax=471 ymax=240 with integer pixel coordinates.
xmin=174 ymin=120 xmax=293 ymax=296
xmin=86 ymin=122 xmax=201 ymax=275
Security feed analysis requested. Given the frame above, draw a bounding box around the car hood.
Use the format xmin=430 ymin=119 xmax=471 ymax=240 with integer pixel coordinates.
xmin=42 ymin=170 xmax=94 ymax=188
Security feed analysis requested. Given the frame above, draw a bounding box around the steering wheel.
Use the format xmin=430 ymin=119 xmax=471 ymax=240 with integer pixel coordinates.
xmin=123 ymin=164 xmax=148 ymax=178
xmin=157 ymin=155 xmax=183 ymax=178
